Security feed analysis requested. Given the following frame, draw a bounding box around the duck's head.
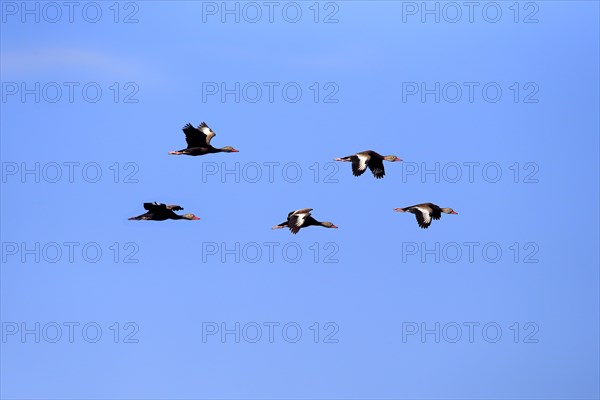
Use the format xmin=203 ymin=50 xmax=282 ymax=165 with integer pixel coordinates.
xmin=183 ymin=214 xmax=201 ymax=220
xmin=441 ymin=208 xmax=458 ymax=215
xmin=321 ymin=221 xmax=338 ymax=229
xmin=221 ymin=146 xmax=239 ymax=153
xmin=384 ymin=155 xmax=402 ymax=162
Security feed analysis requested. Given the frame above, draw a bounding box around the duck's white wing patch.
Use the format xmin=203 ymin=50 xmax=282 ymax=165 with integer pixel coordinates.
xmin=205 ymin=131 xmax=215 ymax=144
xmin=415 ymin=207 xmax=431 ymax=223
xmin=357 ymin=153 xmax=369 ymax=173
xmin=413 ymin=206 xmax=433 ymax=228
xmin=198 ymin=124 xmax=216 ymax=144
xmin=291 ymin=212 xmax=310 ymax=227
xmin=198 ymin=122 xmax=210 ymax=135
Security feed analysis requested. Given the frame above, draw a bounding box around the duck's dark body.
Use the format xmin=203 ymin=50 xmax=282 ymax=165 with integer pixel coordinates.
xmin=128 ymin=202 xmax=199 ymax=221
xmin=395 ymin=203 xmax=457 ymax=229
xmin=172 ymin=145 xmax=222 ymax=156
xmin=273 ymin=208 xmax=337 ymax=234
xmin=274 ymin=213 xmax=322 ymax=234
xmin=335 ymin=150 xmax=401 ymax=179
xmin=169 ymin=122 xmax=238 ymax=156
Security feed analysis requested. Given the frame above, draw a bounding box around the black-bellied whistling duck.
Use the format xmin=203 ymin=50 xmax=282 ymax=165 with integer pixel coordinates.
xmin=272 ymin=208 xmax=338 ymax=234
xmin=334 ymin=150 xmax=401 ymax=179
xmin=128 ymin=202 xmax=200 ymax=221
xmin=168 ymin=122 xmax=239 ymax=156
xmin=394 ymin=203 xmax=457 ymax=229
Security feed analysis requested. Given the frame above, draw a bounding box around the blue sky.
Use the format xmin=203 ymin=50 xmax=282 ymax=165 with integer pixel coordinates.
xmin=1 ymin=1 xmax=599 ymax=399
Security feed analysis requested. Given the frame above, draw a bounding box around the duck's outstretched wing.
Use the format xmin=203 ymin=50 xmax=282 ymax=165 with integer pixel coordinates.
xmin=352 ymin=153 xmax=370 ymax=177
xmin=367 ymin=157 xmax=385 ymax=179
xmin=287 ymin=209 xmax=313 ymax=234
xmin=182 ymin=123 xmax=213 ymax=148
xmin=288 ymin=208 xmax=313 ymax=218
xmin=197 ymin=122 xmax=216 ymax=144
xmin=414 ymin=210 xmax=432 ymax=228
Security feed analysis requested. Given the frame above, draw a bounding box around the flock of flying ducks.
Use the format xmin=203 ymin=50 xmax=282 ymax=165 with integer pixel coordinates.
xmin=128 ymin=121 xmax=458 ymax=231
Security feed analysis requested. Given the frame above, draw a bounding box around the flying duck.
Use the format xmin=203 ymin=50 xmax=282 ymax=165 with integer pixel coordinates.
xmin=169 ymin=122 xmax=239 ymax=156
xmin=128 ymin=202 xmax=200 ymax=221
xmin=394 ymin=203 xmax=457 ymax=229
xmin=272 ymin=208 xmax=338 ymax=234
xmin=334 ymin=150 xmax=401 ymax=179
